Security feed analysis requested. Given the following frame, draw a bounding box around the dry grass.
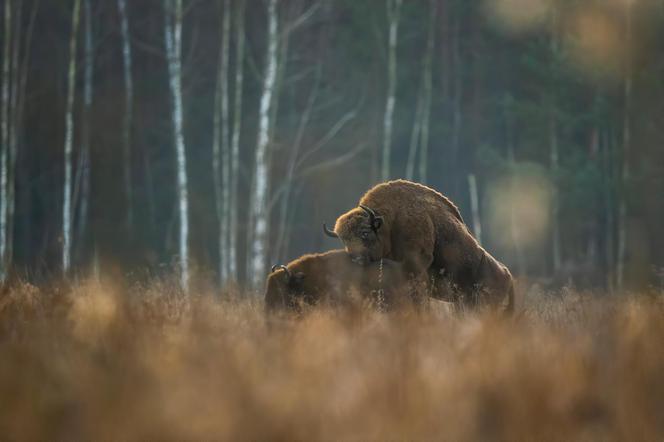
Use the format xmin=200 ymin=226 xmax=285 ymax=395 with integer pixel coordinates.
xmin=0 ymin=278 xmax=663 ymax=441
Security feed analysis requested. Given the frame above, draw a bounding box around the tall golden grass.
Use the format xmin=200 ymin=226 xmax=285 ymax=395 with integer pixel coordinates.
xmin=0 ymin=278 xmax=663 ymax=440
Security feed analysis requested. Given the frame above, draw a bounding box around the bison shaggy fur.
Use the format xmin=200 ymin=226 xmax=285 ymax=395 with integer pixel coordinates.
xmin=327 ymin=179 xmax=514 ymax=312
xmin=264 ymin=249 xmax=422 ymax=313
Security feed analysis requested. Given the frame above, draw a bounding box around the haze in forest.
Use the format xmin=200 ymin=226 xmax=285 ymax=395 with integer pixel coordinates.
xmin=1 ymin=0 xmax=663 ymax=292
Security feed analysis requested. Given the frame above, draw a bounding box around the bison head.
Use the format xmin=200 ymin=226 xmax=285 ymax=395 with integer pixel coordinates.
xmin=264 ymin=264 xmax=306 ymax=312
xmin=323 ymin=205 xmax=387 ymax=265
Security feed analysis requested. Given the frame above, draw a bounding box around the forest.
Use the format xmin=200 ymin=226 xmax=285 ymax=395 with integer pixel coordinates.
xmin=2 ymin=0 xmax=663 ymax=292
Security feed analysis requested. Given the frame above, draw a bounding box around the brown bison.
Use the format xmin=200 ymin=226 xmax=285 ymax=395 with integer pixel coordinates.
xmin=264 ymin=249 xmax=424 ymax=313
xmin=324 ymin=179 xmax=514 ymax=312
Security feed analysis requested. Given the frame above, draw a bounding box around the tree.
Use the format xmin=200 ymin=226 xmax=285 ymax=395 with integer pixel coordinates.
xmin=248 ymin=0 xmax=278 ymax=291
xmin=164 ymin=0 xmax=189 ymax=293
xmin=1 ymin=0 xmax=12 ymax=280
xmin=212 ymin=0 xmax=231 ymax=286
xmin=381 ymin=0 xmax=401 ymax=181
xmin=74 ymin=0 xmax=93 ymax=259
xmin=62 ymin=0 xmax=82 ymax=274
xmin=117 ymin=0 xmax=134 ymax=232
xmin=549 ymin=7 xmax=562 ymax=276
xmin=228 ymin=0 xmax=245 ymax=283
xmin=617 ymin=1 xmax=633 ymax=291
xmin=406 ymin=0 xmax=435 ymax=183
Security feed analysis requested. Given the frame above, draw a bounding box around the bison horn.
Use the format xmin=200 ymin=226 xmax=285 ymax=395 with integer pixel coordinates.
xmin=360 ymin=204 xmax=383 ymax=231
xmin=323 ymin=223 xmax=339 ymax=238
xmin=272 ymin=264 xmax=292 ymax=279
xmin=359 ymin=204 xmax=378 ymax=220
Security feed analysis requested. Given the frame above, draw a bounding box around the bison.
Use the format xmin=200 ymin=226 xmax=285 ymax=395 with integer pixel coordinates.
xmin=324 ymin=179 xmax=514 ymax=312
xmin=264 ymin=249 xmax=425 ymax=313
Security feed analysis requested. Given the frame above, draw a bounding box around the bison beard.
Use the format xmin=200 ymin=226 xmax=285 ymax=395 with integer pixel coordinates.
xmin=326 ymin=179 xmax=514 ymax=313
xmin=264 ymin=250 xmax=424 ymax=313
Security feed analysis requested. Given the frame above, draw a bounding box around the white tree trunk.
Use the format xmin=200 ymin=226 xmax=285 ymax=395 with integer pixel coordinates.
xmin=76 ymin=0 xmax=93 ymax=256
xmin=601 ymin=128 xmax=615 ymax=292
xmin=164 ymin=0 xmax=190 ymax=293
xmin=248 ymin=0 xmax=278 ymax=290
xmin=406 ymin=1 xmax=435 ymax=183
xmin=117 ymin=0 xmax=134 ymax=232
xmin=506 ymin=106 xmax=525 ymax=276
xmin=229 ymin=0 xmax=245 ymax=283
xmin=451 ymin=9 xmax=463 ymax=191
xmin=418 ymin=0 xmax=435 ymax=183
xmin=6 ymin=0 xmax=36 ymax=265
xmin=212 ymin=0 xmax=231 ymax=285
xmin=63 ymin=0 xmax=82 ymax=274
xmin=617 ymin=3 xmax=631 ymax=292
xmin=273 ymin=64 xmax=321 ymax=263
xmin=549 ymin=7 xmax=561 ymax=276
xmin=405 ymin=94 xmax=422 ymax=181
xmin=549 ymin=107 xmax=561 ymax=275
xmin=467 ymin=173 xmax=482 ymax=245
xmin=7 ymin=0 xmax=22 ymax=264
xmin=381 ymin=0 xmax=401 ymax=181
xmin=1 ymin=0 xmax=12 ymax=280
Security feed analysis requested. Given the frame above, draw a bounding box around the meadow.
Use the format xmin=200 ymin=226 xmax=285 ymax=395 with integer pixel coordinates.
xmin=0 ymin=277 xmax=663 ymax=440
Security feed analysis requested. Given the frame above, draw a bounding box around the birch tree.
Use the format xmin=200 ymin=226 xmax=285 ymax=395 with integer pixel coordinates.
xmin=450 ymin=6 xmax=463 ymax=191
xmin=467 ymin=173 xmax=482 ymax=245
xmin=272 ymin=65 xmax=321 ymax=263
xmin=6 ymin=0 xmax=20 ymax=264
xmin=62 ymin=0 xmax=82 ymax=274
xmin=75 ymin=0 xmax=93 ymax=253
xmin=2 ymin=0 xmax=37 ymax=270
xmin=505 ymin=95 xmax=525 ymax=276
xmin=248 ymin=0 xmax=278 ymax=290
xmin=212 ymin=0 xmax=231 ymax=285
xmin=549 ymin=7 xmax=561 ymax=276
xmin=117 ymin=0 xmax=134 ymax=232
xmin=381 ymin=0 xmax=401 ymax=181
xmin=406 ymin=0 xmax=435 ymax=183
xmin=0 ymin=0 xmax=12 ymax=280
xmin=617 ymin=1 xmax=632 ymax=291
xmin=164 ymin=0 xmax=190 ymax=292
xmin=228 ymin=0 xmax=245 ymax=283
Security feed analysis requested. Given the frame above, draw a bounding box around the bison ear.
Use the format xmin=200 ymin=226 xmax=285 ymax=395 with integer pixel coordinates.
xmin=372 ymin=216 xmax=384 ymax=231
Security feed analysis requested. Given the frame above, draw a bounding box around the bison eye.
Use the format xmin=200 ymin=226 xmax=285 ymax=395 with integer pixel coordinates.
xmin=361 ymin=231 xmax=369 ymax=240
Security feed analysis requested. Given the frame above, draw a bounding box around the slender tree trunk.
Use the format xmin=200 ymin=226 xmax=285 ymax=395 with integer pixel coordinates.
xmin=405 ymin=94 xmax=423 ymax=181
xmin=62 ymin=0 xmax=82 ymax=274
xmin=248 ymin=0 xmax=278 ymax=290
xmin=13 ymin=0 xmax=37 ymax=268
xmin=381 ymin=0 xmax=401 ymax=181
xmin=7 ymin=0 xmax=22 ymax=265
xmin=164 ymin=0 xmax=189 ymax=293
xmin=1 ymin=0 xmax=12 ymax=280
xmin=229 ymin=0 xmax=244 ymax=283
xmin=549 ymin=107 xmax=561 ymax=275
xmin=549 ymin=7 xmax=561 ymax=277
xmin=467 ymin=173 xmax=482 ymax=245
xmin=602 ymin=127 xmax=615 ymax=292
xmin=450 ymin=8 xmax=462 ymax=191
xmin=212 ymin=0 xmax=231 ymax=285
xmin=117 ymin=0 xmax=134 ymax=232
xmin=506 ymin=101 xmax=525 ymax=276
xmin=617 ymin=3 xmax=632 ymax=292
xmin=75 ymin=0 xmax=93 ymax=260
xmin=273 ymin=64 xmax=321 ymax=263
xmin=418 ymin=0 xmax=435 ymax=183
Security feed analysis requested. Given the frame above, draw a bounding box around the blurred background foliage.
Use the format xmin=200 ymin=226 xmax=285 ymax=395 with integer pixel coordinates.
xmin=6 ymin=0 xmax=664 ymax=290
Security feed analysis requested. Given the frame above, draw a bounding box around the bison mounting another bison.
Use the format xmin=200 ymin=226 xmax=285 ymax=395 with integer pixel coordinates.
xmin=264 ymin=250 xmax=424 ymax=313
xmin=266 ymin=179 xmax=514 ymax=315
